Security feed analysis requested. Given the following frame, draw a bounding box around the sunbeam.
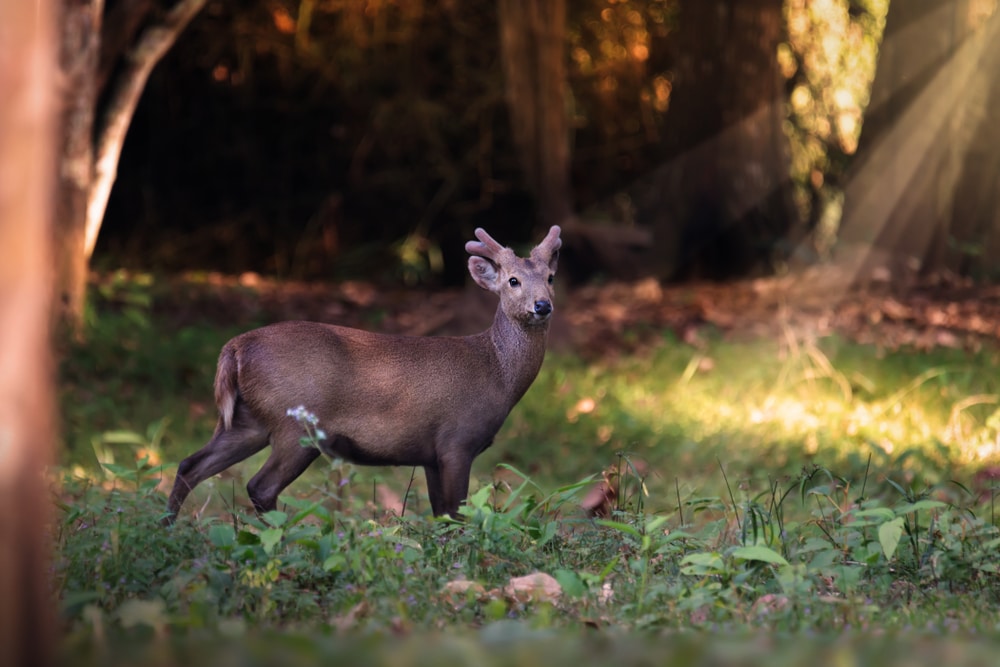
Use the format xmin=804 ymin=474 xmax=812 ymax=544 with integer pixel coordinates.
xmin=835 ymin=8 xmax=1000 ymax=289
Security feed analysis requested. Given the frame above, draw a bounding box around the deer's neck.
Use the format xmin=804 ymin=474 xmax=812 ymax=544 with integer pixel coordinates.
xmin=487 ymin=307 xmax=549 ymax=404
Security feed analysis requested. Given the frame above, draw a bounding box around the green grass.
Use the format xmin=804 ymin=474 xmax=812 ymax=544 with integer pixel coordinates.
xmin=54 ymin=279 xmax=1000 ymax=664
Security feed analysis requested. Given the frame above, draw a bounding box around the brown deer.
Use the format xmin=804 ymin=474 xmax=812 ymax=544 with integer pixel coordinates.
xmin=165 ymin=226 xmax=561 ymax=522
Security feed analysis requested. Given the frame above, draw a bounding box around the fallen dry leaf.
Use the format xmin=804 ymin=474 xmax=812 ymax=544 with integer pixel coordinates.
xmin=440 ymin=580 xmax=487 ymax=610
xmin=503 ymin=572 xmax=562 ymax=603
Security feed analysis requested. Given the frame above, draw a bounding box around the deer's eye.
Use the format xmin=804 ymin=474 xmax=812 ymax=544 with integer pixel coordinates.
xmin=508 ymin=277 xmax=520 ymax=287
xmin=547 ymin=274 xmax=554 ymax=285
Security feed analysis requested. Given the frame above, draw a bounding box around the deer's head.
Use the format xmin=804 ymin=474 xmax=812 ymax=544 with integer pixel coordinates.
xmin=466 ymin=226 xmax=561 ymax=328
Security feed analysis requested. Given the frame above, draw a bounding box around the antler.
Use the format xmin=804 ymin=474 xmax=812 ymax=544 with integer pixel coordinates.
xmin=466 ymin=228 xmax=515 ymax=264
xmin=541 ymin=225 xmax=561 ymax=252
xmin=531 ymin=225 xmax=562 ymax=261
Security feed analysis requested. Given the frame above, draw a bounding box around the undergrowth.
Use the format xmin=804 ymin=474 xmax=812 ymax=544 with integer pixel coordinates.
xmin=55 ymin=451 xmax=1000 ymax=654
xmin=54 ymin=276 xmax=1000 ymax=664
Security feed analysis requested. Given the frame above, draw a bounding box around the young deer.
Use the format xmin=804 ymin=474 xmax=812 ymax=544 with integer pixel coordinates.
xmin=165 ymin=226 xmax=561 ymax=522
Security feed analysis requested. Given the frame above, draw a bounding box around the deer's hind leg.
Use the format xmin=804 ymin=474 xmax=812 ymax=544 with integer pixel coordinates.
xmin=166 ymin=401 xmax=270 ymax=523
xmin=246 ymin=422 xmax=321 ymax=514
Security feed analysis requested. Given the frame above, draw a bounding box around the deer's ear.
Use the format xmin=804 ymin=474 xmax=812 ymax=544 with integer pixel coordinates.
xmin=468 ymin=256 xmax=500 ymax=292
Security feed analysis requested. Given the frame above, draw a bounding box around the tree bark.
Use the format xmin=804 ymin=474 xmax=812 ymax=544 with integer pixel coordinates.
xmin=55 ymin=0 xmax=207 ymax=332
xmin=838 ymin=0 xmax=998 ymax=281
xmin=497 ymin=0 xmax=574 ymax=231
xmin=87 ymin=0 xmax=209 ymax=260
xmin=0 ymin=0 xmax=58 ymax=664
xmin=641 ymin=0 xmax=799 ymax=280
xmin=55 ymin=0 xmax=103 ymax=330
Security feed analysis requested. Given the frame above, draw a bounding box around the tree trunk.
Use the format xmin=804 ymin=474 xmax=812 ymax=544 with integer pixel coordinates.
xmin=497 ymin=0 xmax=574 ymax=231
xmin=87 ymin=0 xmax=209 ymax=262
xmin=55 ymin=0 xmax=103 ymax=330
xmin=55 ymin=0 xmax=207 ymax=332
xmin=0 ymin=0 xmax=58 ymax=665
xmin=641 ymin=0 xmax=798 ymax=280
xmin=951 ymin=19 xmax=1000 ymax=279
xmin=838 ymin=0 xmax=998 ymax=281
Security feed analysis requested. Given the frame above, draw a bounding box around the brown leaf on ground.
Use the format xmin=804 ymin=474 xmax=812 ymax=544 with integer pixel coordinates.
xmin=581 ymin=459 xmax=649 ymax=518
xmin=116 ymin=264 xmax=1000 ymax=361
xmin=502 ymin=572 xmax=562 ymax=603
xmin=440 ymin=580 xmax=487 ymax=610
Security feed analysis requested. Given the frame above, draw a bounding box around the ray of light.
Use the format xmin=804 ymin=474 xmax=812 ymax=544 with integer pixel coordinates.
xmin=832 ymin=8 xmax=1000 ymax=291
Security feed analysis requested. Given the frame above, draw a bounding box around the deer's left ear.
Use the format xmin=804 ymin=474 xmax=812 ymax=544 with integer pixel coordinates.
xmin=468 ymin=256 xmax=500 ymax=292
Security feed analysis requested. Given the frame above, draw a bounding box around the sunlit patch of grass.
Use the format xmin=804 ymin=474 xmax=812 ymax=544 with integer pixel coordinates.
xmin=495 ymin=331 xmax=1000 ymax=507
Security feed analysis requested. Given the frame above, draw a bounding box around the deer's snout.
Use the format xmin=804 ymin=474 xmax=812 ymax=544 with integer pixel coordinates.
xmin=533 ymin=299 xmax=552 ymax=318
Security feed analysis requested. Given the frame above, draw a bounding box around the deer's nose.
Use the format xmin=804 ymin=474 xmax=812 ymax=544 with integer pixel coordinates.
xmin=533 ymin=300 xmax=552 ymax=317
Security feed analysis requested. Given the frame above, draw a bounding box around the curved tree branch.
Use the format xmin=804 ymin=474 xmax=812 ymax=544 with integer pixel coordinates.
xmin=85 ymin=0 xmax=207 ymax=259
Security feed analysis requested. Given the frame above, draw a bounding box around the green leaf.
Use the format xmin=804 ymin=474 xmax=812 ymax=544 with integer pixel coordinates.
xmin=260 ymin=527 xmax=284 ymax=555
xmin=537 ymin=521 xmax=558 ymax=548
xmin=468 ymin=485 xmax=493 ymax=510
xmin=878 ymin=517 xmax=905 ymax=560
xmin=851 ymin=507 xmax=895 ymax=523
xmin=323 ymin=553 xmax=346 ymax=572
xmin=680 ymin=552 xmax=725 ymax=576
xmin=99 ymin=430 xmax=148 ymax=445
xmin=261 ymin=510 xmax=288 ymax=527
xmin=553 ymin=569 xmax=586 ymax=598
xmin=595 ymin=519 xmax=642 ymax=539
xmin=896 ymin=500 xmax=947 ymax=515
xmin=645 ymin=515 xmax=669 ymax=534
xmin=100 ymin=463 xmax=135 ymax=478
xmin=732 ymin=545 xmax=789 ymax=566
xmin=208 ymin=524 xmax=236 ymax=549
xmin=237 ymin=529 xmax=260 ymax=545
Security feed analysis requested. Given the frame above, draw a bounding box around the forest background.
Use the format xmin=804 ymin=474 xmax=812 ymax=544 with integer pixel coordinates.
xmin=5 ymin=1 xmax=1000 ymax=665
xmin=59 ymin=0 xmax=1000 ymax=319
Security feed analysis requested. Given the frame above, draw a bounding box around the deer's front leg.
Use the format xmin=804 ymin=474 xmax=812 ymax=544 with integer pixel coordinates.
xmin=424 ymin=453 xmax=473 ymax=518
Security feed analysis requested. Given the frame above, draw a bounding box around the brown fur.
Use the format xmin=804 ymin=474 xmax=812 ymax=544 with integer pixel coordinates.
xmin=165 ymin=226 xmax=561 ymax=522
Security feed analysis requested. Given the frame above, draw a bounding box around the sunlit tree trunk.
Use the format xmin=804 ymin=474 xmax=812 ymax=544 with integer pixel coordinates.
xmin=0 ymin=0 xmax=58 ymax=664
xmin=55 ymin=0 xmax=207 ymax=332
xmin=497 ymin=0 xmax=574 ymax=231
xmin=56 ymin=0 xmax=103 ymax=331
xmin=839 ymin=0 xmax=998 ymax=279
xmin=643 ymin=0 xmax=798 ymax=280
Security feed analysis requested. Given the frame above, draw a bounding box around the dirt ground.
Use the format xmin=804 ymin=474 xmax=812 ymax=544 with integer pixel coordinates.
xmin=139 ymin=262 xmax=1000 ymax=359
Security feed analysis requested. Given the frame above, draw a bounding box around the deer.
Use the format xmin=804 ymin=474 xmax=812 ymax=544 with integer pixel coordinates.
xmin=165 ymin=225 xmax=562 ymax=523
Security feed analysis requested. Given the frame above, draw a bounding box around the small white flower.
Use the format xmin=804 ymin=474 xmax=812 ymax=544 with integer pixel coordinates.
xmin=287 ymin=405 xmax=320 ymax=426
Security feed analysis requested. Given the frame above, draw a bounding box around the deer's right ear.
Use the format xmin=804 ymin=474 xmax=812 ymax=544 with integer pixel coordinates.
xmin=468 ymin=256 xmax=500 ymax=292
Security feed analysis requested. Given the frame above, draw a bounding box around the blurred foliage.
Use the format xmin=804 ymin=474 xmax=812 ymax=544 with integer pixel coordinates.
xmin=99 ymin=0 xmax=892 ymax=283
xmin=783 ymin=0 xmax=889 ymax=256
